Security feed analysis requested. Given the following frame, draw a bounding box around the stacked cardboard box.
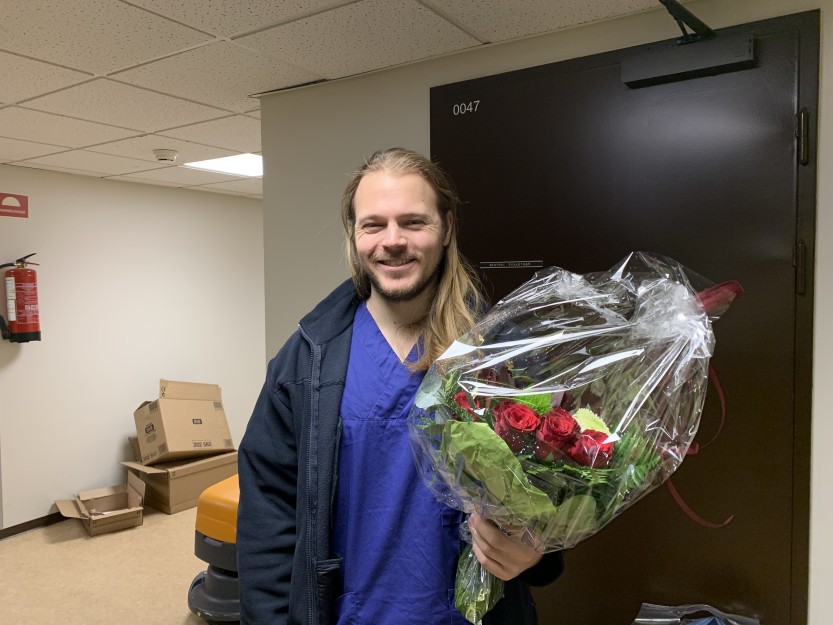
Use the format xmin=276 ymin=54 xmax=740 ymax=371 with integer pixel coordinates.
xmin=123 ymin=379 xmax=238 ymax=515
xmin=56 ymin=379 xmax=239 ymax=534
xmin=123 ymin=437 xmax=238 ymax=514
xmin=133 ymin=379 xmax=235 ymax=465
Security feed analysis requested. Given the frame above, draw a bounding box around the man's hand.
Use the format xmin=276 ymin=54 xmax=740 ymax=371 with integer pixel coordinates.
xmin=468 ymin=513 xmax=543 ymax=581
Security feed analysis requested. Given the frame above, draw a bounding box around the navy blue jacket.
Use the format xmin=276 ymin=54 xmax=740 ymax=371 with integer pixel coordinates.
xmin=237 ymin=279 xmax=564 ymax=625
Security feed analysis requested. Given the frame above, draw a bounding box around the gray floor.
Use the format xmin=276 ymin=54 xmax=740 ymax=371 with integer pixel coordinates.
xmin=0 ymin=506 xmax=210 ymax=625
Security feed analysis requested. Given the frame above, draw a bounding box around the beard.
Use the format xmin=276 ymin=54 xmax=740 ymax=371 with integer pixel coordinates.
xmin=360 ymin=253 xmax=444 ymax=303
xmin=366 ymin=268 xmax=437 ymax=303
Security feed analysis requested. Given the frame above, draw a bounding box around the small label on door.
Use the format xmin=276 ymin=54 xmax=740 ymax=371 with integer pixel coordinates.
xmin=479 ymin=260 xmax=544 ymax=270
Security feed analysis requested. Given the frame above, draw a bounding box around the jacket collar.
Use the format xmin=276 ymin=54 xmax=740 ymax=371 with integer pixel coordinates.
xmin=299 ymin=278 xmax=362 ymax=344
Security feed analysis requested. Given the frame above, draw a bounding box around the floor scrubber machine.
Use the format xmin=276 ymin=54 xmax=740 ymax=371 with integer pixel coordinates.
xmin=188 ymin=474 xmax=241 ymax=623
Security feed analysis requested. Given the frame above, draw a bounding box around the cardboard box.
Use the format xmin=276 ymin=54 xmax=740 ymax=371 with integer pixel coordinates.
xmin=134 ymin=379 xmax=234 ymax=465
xmin=123 ymin=437 xmax=238 ymax=514
xmin=55 ymin=472 xmax=145 ymax=536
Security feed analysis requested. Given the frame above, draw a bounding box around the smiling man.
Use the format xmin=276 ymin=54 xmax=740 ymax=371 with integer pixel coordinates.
xmin=237 ymin=148 xmax=565 ymax=625
xmin=354 ymin=168 xmax=449 ymax=301
xmin=350 ymin=167 xmax=452 ymax=361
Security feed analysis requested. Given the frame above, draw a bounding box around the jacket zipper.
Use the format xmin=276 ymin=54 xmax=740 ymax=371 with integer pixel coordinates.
xmin=300 ymin=324 xmax=318 ymax=625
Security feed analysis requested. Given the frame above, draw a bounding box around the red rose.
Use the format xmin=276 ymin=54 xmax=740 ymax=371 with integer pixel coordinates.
xmin=533 ymin=408 xmax=580 ymax=462
xmin=453 ymin=391 xmax=479 ymax=420
xmin=566 ymin=429 xmax=614 ymax=468
xmin=493 ymin=401 xmax=540 ymax=453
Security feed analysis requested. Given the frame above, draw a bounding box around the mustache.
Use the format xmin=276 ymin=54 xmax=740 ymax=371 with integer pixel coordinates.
xmin=371 ymin=253 xmax=415 ymax=263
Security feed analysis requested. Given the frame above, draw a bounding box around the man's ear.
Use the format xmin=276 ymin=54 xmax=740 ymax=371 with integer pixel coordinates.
xmin=443 ymin=212 xmax=453 ymax=247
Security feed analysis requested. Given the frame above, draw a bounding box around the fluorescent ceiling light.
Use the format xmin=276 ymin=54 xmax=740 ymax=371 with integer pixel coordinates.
xmin=183 ymin=153 xmax=262 ymax=177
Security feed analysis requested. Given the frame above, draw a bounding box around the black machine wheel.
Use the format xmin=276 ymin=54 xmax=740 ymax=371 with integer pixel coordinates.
xmin=188 ymin=565 xmax=240 ymax=624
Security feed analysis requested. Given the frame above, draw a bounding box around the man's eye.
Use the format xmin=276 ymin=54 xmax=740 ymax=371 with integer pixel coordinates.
xmin=362 ymin=224 xmax=382 ymax=232
xmin=405 ymin=220 xmax=425 ymax=227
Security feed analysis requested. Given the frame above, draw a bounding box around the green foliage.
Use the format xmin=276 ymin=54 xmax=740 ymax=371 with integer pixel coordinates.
xmin=522 ymin=457 xmax=612 ymax=487
xmin=455 ymin=544 xmax=504 ymax=624
xmin=557 ymin=463 xmax=614 ymax=487
xmin=609 ymin=430 xmax=662 ymax=491
xmin=537 ymin=494 xmax=599 ymax=544
xmin=594 ymin=430 xmax=662 ymax=525
xmin=442 ymin=369 xmax=463 ymax=402
xmin=441 ymin=421 xmax=557 ymax=519
xmin=514 ymin=393 xmax=553 ymax=415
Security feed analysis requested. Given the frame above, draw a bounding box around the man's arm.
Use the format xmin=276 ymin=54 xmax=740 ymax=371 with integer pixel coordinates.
xmin=237 ymin=361 xmax=300 ymax=625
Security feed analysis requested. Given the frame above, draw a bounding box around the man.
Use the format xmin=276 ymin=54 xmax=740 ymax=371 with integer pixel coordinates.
xmin=237 ymin=148 xmax=564 ymax=625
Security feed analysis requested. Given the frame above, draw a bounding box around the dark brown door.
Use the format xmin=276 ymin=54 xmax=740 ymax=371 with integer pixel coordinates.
xmin=430 ymin=10 xmax=817 ymax=625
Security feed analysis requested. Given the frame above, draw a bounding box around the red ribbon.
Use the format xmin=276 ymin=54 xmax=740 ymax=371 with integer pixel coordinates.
xmin=665 ymin=365 xmax=734 ymax=528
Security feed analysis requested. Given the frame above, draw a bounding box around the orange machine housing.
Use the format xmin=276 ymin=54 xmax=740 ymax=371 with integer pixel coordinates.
xmin=188 ymin=474 xmax=240 ymax=623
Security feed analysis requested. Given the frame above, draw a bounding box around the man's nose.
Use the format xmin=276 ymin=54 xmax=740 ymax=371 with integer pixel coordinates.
xmin=382 ymin=224 xmax=407 ymax=247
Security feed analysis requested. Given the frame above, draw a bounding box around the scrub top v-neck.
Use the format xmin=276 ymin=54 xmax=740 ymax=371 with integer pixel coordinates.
xmin=331 ymin=301 xmax=466 ymax=625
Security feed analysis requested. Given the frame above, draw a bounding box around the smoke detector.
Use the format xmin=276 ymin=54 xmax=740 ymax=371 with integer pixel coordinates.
xmin=153 ymin=149 xmax=179 ymax=163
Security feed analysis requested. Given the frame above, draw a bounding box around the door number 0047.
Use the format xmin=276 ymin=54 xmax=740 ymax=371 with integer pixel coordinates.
xmin=452 ymin=101 xmax=480 ymax=115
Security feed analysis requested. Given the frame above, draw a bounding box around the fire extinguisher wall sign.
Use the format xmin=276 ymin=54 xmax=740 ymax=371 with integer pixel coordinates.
xmin=1 ymin=253 xmax=41 ymax=343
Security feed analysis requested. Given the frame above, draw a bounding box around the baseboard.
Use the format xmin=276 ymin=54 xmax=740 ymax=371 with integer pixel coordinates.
xmin=0 ymin=512 xmax=64 ymax=540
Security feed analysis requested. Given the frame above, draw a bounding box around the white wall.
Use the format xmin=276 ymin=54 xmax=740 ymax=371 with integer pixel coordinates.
xmin=259 ymin=0 xmax=831 ymax=623
xmin=0 ymin=165 xmax=265 ymax=528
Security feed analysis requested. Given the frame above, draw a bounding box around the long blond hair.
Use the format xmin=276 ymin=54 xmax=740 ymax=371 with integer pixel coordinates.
xmin=341 ymin=147 xmax=485 ymax=370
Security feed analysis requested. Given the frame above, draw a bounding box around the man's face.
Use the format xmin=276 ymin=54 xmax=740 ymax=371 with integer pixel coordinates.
xmin=353 ymin=170 xmax=451 ymax=304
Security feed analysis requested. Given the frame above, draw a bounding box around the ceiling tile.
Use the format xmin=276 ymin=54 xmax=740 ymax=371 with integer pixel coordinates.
xmin=106 ymin=175 xmax=181 ymax=188
xmin=86 ymin=134 xmax=239 ymax=164
xmin=126 ymin=0 xmax=347 ymax=38
xmin=0 ymin=137 xmax=68 ymax=163
xmin=0 ymin=51 xmax=91 ymax=104
xmin=197 ymin=177 xmax=263 ymax=196
xmin=236 ymin=0 xmax=480 ymax=78
xmin=159 ymin=116 xmax=261 ymax=153
xmin=12 ymin=161 xmax=108 ymax=178
xmin=113 ymin=41 xmax=321 ymax=113
xmin=427 ymin=0 xmax=660 ymax=42
xmin=117 ymin=166 xmax=246 ymax=186
xmin=196 ymin=185 xmax=261 ymax=198
xmin=1 ymin=0 xmax=669 ymax=195
xmin=23 ymin=79 xmax=228 ymax=133
xmin=0 ymin=107 xmax=139 ymax=147
xmin=0 ymin=0 xmax=213 ymax=74
xmin=20 ymin=150 xmax=169 ymax=176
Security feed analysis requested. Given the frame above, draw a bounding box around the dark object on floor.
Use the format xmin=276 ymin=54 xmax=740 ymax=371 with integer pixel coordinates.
xmin=188 ymin=475 xmax=240 ymax=624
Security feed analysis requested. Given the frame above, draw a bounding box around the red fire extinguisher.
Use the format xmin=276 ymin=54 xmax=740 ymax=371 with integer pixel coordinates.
xmin=1 ymin=253 xmax=41 ymax=343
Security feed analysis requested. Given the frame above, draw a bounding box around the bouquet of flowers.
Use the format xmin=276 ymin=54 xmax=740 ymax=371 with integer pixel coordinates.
xmin=408 ymin=252 xmax=742 ymax=624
